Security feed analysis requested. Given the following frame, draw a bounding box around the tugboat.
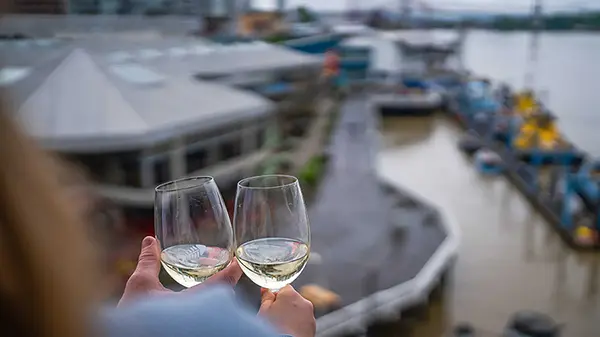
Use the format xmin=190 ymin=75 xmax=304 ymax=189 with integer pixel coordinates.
xmin=458 ymin=130 xmax=483 ymax=155
xmin=474 ymin=148 xmax=503 ymax=175
xmin=452 ymin=311 xmax=562 ymax=337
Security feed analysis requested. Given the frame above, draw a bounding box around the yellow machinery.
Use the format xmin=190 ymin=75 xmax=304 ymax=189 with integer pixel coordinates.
xmin=513 ymin=113 xmax=564 ymax=150
xmin=515 ymin=91 xmax=538 ymax=117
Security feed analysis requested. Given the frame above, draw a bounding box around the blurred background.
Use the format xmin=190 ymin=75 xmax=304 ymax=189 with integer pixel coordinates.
xmin=0 ymin=0 xmax=599 ymax=336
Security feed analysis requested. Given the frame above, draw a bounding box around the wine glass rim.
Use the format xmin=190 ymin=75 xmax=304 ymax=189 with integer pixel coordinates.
xmin=237 ymin=174 xmax=298 ymax=190
xmin=155 ymin=176 xmax=214 ymax=193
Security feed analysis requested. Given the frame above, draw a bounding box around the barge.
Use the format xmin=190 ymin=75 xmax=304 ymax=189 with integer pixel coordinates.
xmin=451 ymin=83 xmax=599 ymax=250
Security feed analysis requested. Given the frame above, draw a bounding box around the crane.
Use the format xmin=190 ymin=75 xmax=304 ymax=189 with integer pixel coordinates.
xmin=524 ymin=0 xmax=543 ymax=91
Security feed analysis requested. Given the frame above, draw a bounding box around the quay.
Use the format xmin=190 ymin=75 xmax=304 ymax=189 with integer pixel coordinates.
xmin=298 ymin=97 xmax=458 ymax=336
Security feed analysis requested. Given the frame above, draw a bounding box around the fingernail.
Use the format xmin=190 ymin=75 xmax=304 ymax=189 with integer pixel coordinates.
xmin=142 ymin=236 xmax=154 ymax=248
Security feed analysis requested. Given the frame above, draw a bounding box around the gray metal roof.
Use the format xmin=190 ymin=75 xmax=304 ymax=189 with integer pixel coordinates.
xmin=1 ymin=40 xmax=76 ymax=112
xmin=97 ymin=39 xmax=322 ymax=75
xmin=1 ymin=39 xmax=276 ymax=153
xmin=0 ymin=14 xmax=322 ymax=73
xmin=61 ymin=36 xmax=321 ymax=76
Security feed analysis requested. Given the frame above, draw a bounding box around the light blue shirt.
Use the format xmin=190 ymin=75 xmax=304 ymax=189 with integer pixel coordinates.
xmin=101 ymin=286 xmax=288 ymax=337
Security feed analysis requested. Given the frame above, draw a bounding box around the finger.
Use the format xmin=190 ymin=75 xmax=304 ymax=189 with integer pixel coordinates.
xmin=273 ymin=284 xmax=296 ymax=299
xmin=259 ymin=288 xmax=276 ymax=311
xmin=202 ymin=259 xmax=242 ymax=287
xmin=134 ymin=236 xmax=161 ymax=277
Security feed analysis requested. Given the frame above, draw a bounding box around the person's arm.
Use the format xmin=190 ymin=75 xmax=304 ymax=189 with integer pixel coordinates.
xmin=101 ymin=286 xmax=281 ymax=337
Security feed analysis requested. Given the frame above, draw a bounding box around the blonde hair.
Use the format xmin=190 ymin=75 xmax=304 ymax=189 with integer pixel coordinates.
xmin=0 ymin=95 xmax=95 ymax=337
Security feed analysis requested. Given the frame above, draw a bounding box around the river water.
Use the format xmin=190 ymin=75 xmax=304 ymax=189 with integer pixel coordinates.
xmin=377 ymin=31 xmax=600 ymax=336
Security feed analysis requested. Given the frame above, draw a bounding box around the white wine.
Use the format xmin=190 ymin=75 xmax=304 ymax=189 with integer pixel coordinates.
xmin=161 ymin=244 xmax=231 ymax=288
xmin=236 ymin=237 xmax=309 ymax=290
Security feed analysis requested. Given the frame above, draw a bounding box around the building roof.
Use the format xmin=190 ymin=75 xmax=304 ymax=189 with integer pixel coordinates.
xmin=108 ymin=40 xmax=321 ymax=75
xmin=1 ymin=38 xmax=278 ymax=153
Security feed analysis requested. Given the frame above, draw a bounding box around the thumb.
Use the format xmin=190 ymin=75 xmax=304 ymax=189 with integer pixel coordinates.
xmin=259 ymin=288 xmax=276 ymax=313
xmin=134 ymin=236 xmax=161 ymax=276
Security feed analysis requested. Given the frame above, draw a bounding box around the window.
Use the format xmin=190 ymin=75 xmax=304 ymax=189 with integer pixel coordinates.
xmin=290 ymin=118 xmax=310 ymax=138
xmin=122 ymin=157 xmax=141 ymax=187
xmin=186 ymin=148 xmax=208 ymax=173
xmin=71 ymin=154 xmax=106 ymax=183
xmin=148 ymin=141 xmax=172 ymax=157
xmin=153 ymin=158 xmax=170 ymax=185
xmin=256 ymin=128 xmax=266 ymax=149
xmin=219 ymin=136 xmax=242 ymax=161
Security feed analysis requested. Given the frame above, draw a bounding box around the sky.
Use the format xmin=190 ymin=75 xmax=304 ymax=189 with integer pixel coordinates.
xmin=252 ymin=0 xmax=600 ymax=13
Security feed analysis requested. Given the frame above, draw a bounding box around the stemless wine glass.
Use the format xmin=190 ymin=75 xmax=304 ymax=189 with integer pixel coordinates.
xmin=155 ymin=176 xmax=234 ymax=288
xmin=233 ymin=175 xmax=311 ymax=292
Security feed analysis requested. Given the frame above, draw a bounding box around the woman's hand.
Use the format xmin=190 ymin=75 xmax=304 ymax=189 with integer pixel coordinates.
xmin=259 ymin=286 xmax=316 ymax=337
xmin=118 ymin=236 xmax=242 ymax=306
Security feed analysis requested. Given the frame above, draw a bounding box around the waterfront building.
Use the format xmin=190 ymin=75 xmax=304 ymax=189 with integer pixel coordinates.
xmin=0 ymin=32 xmax=321 ymax=226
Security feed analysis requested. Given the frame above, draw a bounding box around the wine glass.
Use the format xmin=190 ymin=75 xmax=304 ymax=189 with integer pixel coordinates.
xmin=155 ymin=176 xmax=233 ymax=288
xmin=233 ymin=175 xmax=311 ymax=292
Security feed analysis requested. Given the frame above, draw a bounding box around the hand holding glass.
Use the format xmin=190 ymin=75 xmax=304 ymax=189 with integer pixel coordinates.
xmin=233 ymin=175 xmax=311 ymax=292
xmin=155 ymin=177 xmax=234 ymax=288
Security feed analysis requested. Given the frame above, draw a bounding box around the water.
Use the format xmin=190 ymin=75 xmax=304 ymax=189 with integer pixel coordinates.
xmin=378 ymin=32 xmax=600 ymax=335
xmin=378 ymin=115 xmax=599 ymax=336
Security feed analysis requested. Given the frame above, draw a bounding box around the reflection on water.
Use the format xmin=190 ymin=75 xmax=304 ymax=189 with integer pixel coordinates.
xmin=377 ymin=116 xmax=600 ymax=337
xmin=379 ymin=117 xmax=435 ymax=148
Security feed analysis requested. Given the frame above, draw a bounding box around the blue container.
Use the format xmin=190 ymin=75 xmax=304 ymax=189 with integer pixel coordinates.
xmin=284 ymin=34 xmax=344 ymax=54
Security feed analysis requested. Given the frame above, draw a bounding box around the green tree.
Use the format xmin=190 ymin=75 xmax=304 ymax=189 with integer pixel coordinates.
xmin=297 ymin=6 xmax=315 ymax=23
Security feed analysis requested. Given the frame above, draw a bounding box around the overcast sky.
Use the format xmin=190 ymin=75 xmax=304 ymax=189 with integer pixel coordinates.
xmin=253 ymin=0 xmax=600 ymax=13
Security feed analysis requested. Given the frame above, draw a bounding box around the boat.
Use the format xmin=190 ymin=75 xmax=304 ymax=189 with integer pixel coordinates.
xmin=474 ymin=148 xmax=503 ymax=175
xmin=458 ymin=130 xmax=484 ymax=155
xmin=365 ymin=30 xmax=464 ymax=116
xmin=374 ymin=83 xmax=445 ymax=116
